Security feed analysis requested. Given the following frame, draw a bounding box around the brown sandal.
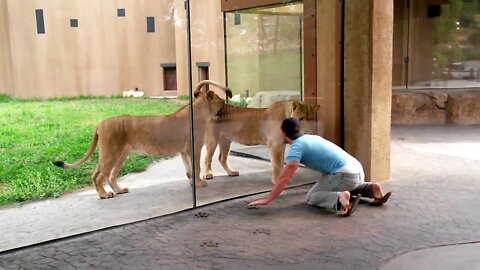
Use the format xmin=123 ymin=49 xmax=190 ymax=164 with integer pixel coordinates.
xmin=340 ymin=194 xmax=361 ymax=217
xmin=369 ymin=192 xmax=391 ymax=206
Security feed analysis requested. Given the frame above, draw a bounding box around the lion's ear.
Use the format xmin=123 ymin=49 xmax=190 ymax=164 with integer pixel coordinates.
xmin=206 ymin=90 xmax=215 ymax=100
xmin=292 ymin=100 xmax=302 ymax=110
xmin=194 ymin=89 xmax=202 ymax=98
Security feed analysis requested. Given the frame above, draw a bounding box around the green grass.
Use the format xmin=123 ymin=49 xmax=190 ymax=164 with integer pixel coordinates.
xmin=0 ymin=96 xmax=180 ymax=205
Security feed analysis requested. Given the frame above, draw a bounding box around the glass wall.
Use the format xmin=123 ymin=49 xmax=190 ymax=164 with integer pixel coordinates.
xmin=0 ymin=0 xmax=322 ymax=252
xmin=225 ymin=2 xmax=304 ymax=107
xmin=193 ymin=1 xmax=318 ymax=207
xmin=394 ymin=0 xmax=480 ymax=89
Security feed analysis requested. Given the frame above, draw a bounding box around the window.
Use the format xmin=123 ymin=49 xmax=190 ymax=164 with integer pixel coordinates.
xmin=161 ymin=64 xmax=177 ymax=91
xmin=234 ymin=12 xmax=241 ymax=25
xmin=35 ymin=9 xmax=45 ymax=34
xmin=70 ymin=19 xmax=78 ymax=28
xmin=393 ymin=0 xmax=480 ymax=89
xmin=147 ymin=17 xmax=155 ymax=33
xmin=197 ymin=62 xmax=210 ymax=91
xmin=117 ymin=8 xmax=126 ymax=17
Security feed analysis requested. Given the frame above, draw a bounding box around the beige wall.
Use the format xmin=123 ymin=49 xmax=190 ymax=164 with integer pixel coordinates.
xmin=1 ymin=0 xmax=225 ymax=99
xmin=188 ymin=0 xmax=226 ymax=97
xmin=0 ymin=0 xmax=14 ymax=95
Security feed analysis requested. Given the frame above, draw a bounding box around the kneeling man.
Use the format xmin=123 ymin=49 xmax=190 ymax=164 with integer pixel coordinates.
xmin=248 ymin=118 xmax=391 ymax=217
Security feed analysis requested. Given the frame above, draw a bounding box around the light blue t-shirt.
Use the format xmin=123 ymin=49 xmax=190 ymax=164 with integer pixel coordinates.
xmin=285 ymin=134 xmax=349 ymax=174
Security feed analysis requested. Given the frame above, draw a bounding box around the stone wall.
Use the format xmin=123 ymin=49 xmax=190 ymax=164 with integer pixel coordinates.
xmin=392 ymin=89 xmax=480 ymax=124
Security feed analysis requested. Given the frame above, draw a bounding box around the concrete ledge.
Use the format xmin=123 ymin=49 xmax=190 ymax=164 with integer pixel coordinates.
xmin=392 ymin=88 xmax=480 ymax=124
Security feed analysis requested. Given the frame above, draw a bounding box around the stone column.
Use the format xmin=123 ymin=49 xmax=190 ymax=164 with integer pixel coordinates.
xmin=344 ymin=0 xmax=393 ymax=181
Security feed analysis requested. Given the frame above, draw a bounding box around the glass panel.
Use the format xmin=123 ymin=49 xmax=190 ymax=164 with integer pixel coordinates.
xmin=407 ymin=0 xmax=480 ymax=88
xmin=393 ymin=0 xmax=408 ymax=89
xmin=0 ymin=1 xmax=195 ymax=252
xmin=189 ymin=1 xmax=318 ymax=207
xmin=225 ymin=3 xmax=304 ymax=107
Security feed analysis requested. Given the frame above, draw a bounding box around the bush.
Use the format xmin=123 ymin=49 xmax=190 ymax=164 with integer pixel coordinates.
xmin=0 ymin=93 xmax=12 ymax=103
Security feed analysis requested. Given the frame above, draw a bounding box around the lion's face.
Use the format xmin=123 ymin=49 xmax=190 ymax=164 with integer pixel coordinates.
xmin=292 ymin=101 xmax=321 ymax=134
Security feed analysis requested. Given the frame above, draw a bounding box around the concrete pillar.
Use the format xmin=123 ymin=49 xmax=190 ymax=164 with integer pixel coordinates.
xmin=344 ymin=0 xmax=393 ymax=181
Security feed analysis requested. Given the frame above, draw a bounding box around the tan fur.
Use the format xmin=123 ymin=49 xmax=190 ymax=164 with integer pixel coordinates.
xmin=54 ymin=80 xmax=229 ymax=199
xmin=203 ymin=100 xmax=320 ymax=184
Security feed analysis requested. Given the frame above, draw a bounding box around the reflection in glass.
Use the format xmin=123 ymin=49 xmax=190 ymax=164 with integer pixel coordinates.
xmin=225 ymin=3 xmax=304 ymax=107
xmin=394 ymin=0 xmax=480 ymax=89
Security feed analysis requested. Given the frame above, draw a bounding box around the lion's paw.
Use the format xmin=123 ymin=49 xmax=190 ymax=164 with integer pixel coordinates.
xmin=195 ymin=180 xmax=208 ymax=187
xmin=228 ymin=171 xmax=240 ymax=177
xmin=116 ymin=188 xmax=129 ymax=194
xmin=203 ymin=173 xmax=214 ymax=180
xmin=99 ymin=192 xmax=114 ymax=199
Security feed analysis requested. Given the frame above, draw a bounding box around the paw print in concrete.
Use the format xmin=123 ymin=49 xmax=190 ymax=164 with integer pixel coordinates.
xmin=195 ymin=212 xmax=209 ymax=218
xmin=253 ymin=228 xmax=271 ymax=235
xmin=200 ymin=240 xmax=219 ymax=247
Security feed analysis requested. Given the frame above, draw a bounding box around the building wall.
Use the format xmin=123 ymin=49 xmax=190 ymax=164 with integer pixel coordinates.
xmin=176 ymin=0 xmax=226 ymax=97
xmin=0 ymin=0 xmax=14 ymax=96
xmin=190 ymin=0 xmax=226 ymax=90
xmin=1 ymin=0 xmax=225 ymax=99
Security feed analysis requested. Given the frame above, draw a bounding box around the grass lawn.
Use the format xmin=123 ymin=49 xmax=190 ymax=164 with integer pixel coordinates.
xmin=0 ymin=95 xmax=180 ymax=205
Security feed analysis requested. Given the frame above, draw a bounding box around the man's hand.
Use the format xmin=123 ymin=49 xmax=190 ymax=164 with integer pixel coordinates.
xmin=247 ymin=162 xmax=299 ymax=208
xmin=248 ymin=198 xmax=271 ymax=207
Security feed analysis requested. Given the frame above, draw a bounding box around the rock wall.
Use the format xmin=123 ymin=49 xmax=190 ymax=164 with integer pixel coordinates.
xmin=392 ymin=89 xmax=480 ymax=124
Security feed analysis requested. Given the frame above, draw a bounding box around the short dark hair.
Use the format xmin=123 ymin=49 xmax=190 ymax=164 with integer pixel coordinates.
xmin=281 ymin=118 xmax=304 ymax=140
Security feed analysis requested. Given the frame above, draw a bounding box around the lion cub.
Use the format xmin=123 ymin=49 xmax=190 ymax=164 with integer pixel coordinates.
xmin=54 ymin=80 xmax=231 ymax=199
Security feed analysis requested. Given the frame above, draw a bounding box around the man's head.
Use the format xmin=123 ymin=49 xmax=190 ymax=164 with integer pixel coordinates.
xmin=281 ymin=118 xmax=304 ymax=141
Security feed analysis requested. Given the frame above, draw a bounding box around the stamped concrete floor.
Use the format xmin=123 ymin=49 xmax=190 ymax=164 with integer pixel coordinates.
xmin=0 ymin=145 xmax=313 ymax=252
xmin=0 ymin=125 xmax=479 ymax=269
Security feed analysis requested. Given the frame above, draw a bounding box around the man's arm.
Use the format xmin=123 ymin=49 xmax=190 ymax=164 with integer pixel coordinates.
xmin=248 ymin=161 xmax=300 ymax=206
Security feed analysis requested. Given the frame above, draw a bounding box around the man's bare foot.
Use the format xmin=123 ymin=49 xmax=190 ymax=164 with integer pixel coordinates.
xmin=338 ymin=191 xmax=351 ymax=211
xmin=371 ymin=183 xmax=385 ymax=198
xmin=338 ymin=191 xmax=361 ymax=217
xmin=370 ymin=191 xmax=391 ymax=206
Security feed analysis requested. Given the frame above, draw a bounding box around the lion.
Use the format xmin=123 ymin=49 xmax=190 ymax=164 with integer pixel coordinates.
xmin=53 ymin=80 xmax=232 ymax=199
xmin=203 ymin=100 xmax=320 ymax=184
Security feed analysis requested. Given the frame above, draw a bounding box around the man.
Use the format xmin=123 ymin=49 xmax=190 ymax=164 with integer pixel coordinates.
xmin=248 ymin=118 xmax=391 ymax=217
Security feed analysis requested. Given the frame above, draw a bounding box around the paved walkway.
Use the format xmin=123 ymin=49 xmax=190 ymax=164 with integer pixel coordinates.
xmin=0 ymin=125 xmax=479 ymax=269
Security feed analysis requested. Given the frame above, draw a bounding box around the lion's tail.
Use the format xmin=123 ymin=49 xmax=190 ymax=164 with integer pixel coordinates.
xmin=53 ymin=128 xmax=99 ymax=169
xmin=194 ymin=79 xmax=233 ymax=99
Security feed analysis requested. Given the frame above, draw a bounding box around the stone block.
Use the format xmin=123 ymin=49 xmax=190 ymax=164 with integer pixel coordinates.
xmin=247 ymin=91 xmax=301 ymax=108
xmin=392 ymin=89 xmax=480 ymax=125
xmin=392 ymin=91 xmax=447 ymax=124
xmin=446 ymin=91 xmax=480 ymax=124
